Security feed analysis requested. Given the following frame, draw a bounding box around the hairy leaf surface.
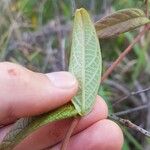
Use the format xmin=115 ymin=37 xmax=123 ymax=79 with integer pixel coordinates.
xmin=69 ymin=8 xmax=102 ymax=115
xmin=95 ymin=8 xmax=150 ymax=38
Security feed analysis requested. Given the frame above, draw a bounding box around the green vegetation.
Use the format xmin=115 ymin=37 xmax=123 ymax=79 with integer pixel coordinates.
xmin=0 ymin=0 xmax=150 ymax=149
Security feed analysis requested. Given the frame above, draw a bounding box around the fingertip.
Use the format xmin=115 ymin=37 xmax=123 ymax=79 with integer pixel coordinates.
xmin=74 ymin=119 xmax=124 ymax=150
xmin=95 ymin=96 xmax=108 ymax=118
xmin=19 ymin=71 xmax=79 ymax=115
xmin=74 ymin=96 xmax=108 ymax=132
xmin=96 ymin=119 xmax=124 ymax=150
xmin=43 ymin=71 xmax=78 ymax=109
xmin=53 ymin=119 xmax=124 ymax=150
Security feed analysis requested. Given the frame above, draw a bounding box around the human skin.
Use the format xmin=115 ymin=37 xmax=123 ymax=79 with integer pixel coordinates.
xmin=0 ymin=62 xmax=124 ymax=150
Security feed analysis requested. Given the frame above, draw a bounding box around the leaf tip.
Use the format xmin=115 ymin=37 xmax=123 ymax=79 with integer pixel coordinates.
xmin=75 ymin=8 xmax=88 ymax=16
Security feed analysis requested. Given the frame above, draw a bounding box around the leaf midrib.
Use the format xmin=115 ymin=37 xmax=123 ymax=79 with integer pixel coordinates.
xmin=80 ymin=10 xmax=85 ymax=114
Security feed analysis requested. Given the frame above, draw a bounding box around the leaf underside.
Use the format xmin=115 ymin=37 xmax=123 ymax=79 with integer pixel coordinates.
xmin=95 ymin=8 xmax=150 ymax=39
xmin=0 ymin=104 xmax=78 ymax=150
xmin=0 ymin=8 xmax=102 ymax=150
xmin=69 ymin=8 xmax=102 ymax=115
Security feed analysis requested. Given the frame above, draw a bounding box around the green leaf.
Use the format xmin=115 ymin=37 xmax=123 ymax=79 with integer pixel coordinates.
xmin=0 ymin=8 xmax=102 ymax=149
xmin=0 ymin=104 xmax=78 ymax=150
xmin=95 ymin=8 xmax=150 ymax=39
xmin=69 ymin=8 xmax=102 ymax=115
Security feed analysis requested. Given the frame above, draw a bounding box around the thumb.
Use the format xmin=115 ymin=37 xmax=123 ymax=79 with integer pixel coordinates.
xmin=0 ymin=62 xmax=78 ymax=124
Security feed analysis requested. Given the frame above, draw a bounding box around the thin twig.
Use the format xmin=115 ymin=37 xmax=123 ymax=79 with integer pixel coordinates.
xmin=113 ymin=87 xmax=150 ymax=106
xmin=101 ymin=26 xmax=149 ymax=82
xmin=42 ymin=41 xmax=53 ymax=72
xmin=135 ymin=81 xmax=148 ymax=103
xmin=145 ymin=93 xmax=150 ymax=150
xmin=114 ymin=103 xmax=150 ymax=116
xmin=109 ymin=114 xmax=150 ymax=138
xmin=61 ymin=118 xmax=80 ymax=150
xmin=106 ymin=79 xmax=140 ymax=106
xmin=135 ymin=82 xmax=149 ymax=131
xmin=54 ymin=2 xmax=66 ymax=71
xmin=6 ymin=22 xmax=70 ymax=52
xmin=145 ymin=0 xmax=149 ymax=17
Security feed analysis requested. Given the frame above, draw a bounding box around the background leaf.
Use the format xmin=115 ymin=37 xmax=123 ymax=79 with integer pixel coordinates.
xmin=69 ymin=8 xmax=102 ymax=115
xmin=95 ymin=8 xmax=150 ymax=39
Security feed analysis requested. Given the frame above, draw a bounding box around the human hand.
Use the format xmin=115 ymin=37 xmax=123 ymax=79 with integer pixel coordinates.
xmin=0 ymin=62 xmax=123 ymax=150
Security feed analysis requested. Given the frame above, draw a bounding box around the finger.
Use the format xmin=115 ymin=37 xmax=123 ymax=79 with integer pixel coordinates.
xmin=12 ymin=96 xmax=108 ymax=150
xmin=53 ymin=120 xmax=124 ymax=150
xmin=0 ymin=62 xmax=78 ymax=124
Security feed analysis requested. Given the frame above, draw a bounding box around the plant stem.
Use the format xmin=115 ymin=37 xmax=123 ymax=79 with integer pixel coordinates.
xmin=113 ymin=86 xmax=150 ymax=106
xmin=114 ymin=104 xmax=150 ymax=116
xmin=145 ymin=0 xmax=149 ymax=17
xmin=101 ymin=26 xmax=149 ymax=82
xmin=61 ymin=118 xmax=80 ymax=150
xmin=109 ymin=114 xmax=150 ymax=138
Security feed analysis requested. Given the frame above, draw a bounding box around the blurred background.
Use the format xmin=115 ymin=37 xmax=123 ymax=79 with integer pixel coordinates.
xmin=0 ymin=0 xmax=150 ymax=149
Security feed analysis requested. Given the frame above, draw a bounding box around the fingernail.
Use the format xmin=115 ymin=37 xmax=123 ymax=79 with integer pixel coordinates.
xmin=46 ymin=72 xmax=76 ymax=89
